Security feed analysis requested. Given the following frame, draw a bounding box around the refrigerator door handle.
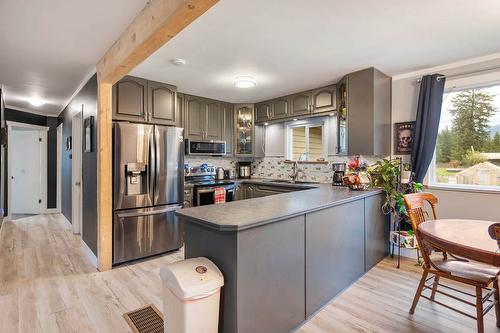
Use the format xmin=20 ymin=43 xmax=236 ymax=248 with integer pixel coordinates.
xmin=148 ymin=129 xmax=156 ymax=205
xmin=116 ymin=205 xmax=182 ymax=218
xmin=154 ymin=126 xmax=161 ymax=205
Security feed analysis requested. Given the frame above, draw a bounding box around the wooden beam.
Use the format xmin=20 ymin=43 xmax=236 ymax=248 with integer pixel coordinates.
xmin=97 ymin=0 xmax=218 ymax=85
xmin=96 ymin=0 xmax=218 ymax=271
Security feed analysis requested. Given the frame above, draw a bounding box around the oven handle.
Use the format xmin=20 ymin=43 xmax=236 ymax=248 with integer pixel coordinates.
xmin=117 ymin=205 xmax=182 ymax=218
xmin=197 ymin=187 xmax=216 ymax=194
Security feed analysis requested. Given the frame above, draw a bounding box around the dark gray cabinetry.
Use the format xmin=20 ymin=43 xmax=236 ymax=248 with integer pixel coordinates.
xmin=271 ymin=97 xmax=289 ymax=119
xmin=205 ymin=99 xmax=223 ymax=140
xmin=342 ymin=67 xmax=391 ymax=155
xmin=148 ymin=80 xmax=177 ymax=126
xmin=223 ymin=102 xmax=234 ymax=155
xmin=184 ymin=95 xmax=225 ymax=141
xmin=305 ymin=199 xmax=365 ymax=317
xmin=365 ymin=194 xmax=390 ymax=271
xmin=289 ymin=92 xmax=312 ymax=116
xmin=255 ymin=102 xmax=271 ymax=123
xmin=311 ymin=84 xmax=336 ymax=114
xmin=113 ymin=76 xmax=179 ymax=125
xmin=112 ymin=76 xmax=148 ymax=122
xmin=177 ymin=93 xmax=184 ymax=128
xmin=184 ymin=95 xmax=205 ymax=140
xmin=184 ymin=216 xmax=305 ymax=333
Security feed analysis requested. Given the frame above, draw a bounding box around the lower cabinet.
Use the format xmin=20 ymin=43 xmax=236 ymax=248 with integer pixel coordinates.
xmin=305 ymin=199 xmax=365 ymax=317
xmin=365 ymin=194 xmax=390 ymax=271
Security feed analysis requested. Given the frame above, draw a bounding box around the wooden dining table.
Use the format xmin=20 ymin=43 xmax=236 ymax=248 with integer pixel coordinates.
xmin=419 ymin=219 xmax=500 ymax=267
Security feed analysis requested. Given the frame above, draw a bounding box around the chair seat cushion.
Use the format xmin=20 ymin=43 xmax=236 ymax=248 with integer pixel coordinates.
xmin=433 ymin=258 xmax=500 ymax=283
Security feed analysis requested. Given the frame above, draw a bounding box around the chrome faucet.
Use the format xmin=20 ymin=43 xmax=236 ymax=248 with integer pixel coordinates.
xmin=289 ymin=161 xmax=301 ymax=183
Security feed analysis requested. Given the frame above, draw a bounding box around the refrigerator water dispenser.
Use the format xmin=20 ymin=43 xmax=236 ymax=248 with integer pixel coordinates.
xmin=125 ymin=162 xmax=147 ymax=196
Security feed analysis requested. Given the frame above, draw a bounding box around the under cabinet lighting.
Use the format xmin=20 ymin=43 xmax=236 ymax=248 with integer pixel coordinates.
xmin=264 ymin=122 xmax=269 ymax=126
xmin=293 ymin=118 xmax=298 ymax=121
xmin=233 ymin=76 xmax=257 ymax=88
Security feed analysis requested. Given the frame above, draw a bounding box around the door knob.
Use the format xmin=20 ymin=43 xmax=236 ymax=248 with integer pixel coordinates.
xmin=75 ymin=181 xmax=81 ymax=186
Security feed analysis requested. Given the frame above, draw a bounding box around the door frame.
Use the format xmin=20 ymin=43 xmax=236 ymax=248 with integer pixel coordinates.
xmin=72 ymin=110 xmax=83 ymax=235
xmin=6 ymin=121 xmax=49 ymax=220
xmin=57 ymin=123 xmax=63 ymax=213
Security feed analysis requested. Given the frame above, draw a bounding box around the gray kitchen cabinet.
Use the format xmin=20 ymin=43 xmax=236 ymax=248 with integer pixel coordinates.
xmin=271 ymin=97 xmax=289 ymax=119
xmin=177 ymin=93 xmax=184 ymax=128
xmin=223 ymin=102 xmax=234 ymax=155
xmin=289 ymin=92 xmax=312 ymax=116
xmin=311 ymin=84 xmax=336 ymax=114
xmin=205 ymin=99 xmax=223 ymax=140
xmin=234 ymin=104 xmax=254 ymax=156
xmin=253 ymin=124 xmax=265 ymax=158
xmin=342 ymin=67 xmax=391 ymax=156
xmin=305 ymin=199 xmax=365 ymax=317
xmin=365 ymin=194 xmax=390 ymax=271
xmin=265 ymin=123 xmax=285 ymax=157
xmin=112 ymin=76 xmax=148 ymax=122
xmin=255 ymin=102 xmax=271 ymax=123
xmin=185 ymin=95 xmax=205 ymax=140
xmin=148 ymin=80 xmax=178 ymax=126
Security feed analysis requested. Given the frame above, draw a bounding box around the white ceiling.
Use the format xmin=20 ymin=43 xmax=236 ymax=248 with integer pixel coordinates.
xmin=0 ymin=0 xmax=149 ymax=115
xmin=132 ymin=0 xmax=500 ymax=103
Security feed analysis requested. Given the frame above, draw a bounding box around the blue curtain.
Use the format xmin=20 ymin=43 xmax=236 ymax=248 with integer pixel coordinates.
xmin=411 ymin=74 xmax=446 ymax=182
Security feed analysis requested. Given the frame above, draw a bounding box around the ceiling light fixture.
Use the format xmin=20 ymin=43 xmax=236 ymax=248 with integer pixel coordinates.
xmin=171 ymin=58 xmax=186 ymax=66
xmin=233 ymin=76 xmax=256 ymax=88
xmin=26 ymin=97 xmax=46 ymax=107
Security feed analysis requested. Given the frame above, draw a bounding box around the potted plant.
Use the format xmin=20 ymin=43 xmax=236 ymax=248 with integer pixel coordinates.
xmin=370 ymin=158 xmax=423 ymax=248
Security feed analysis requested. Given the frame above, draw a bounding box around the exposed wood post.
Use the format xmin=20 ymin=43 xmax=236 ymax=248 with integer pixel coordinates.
xmin=95 ymin=0 xmax=218 ymax=271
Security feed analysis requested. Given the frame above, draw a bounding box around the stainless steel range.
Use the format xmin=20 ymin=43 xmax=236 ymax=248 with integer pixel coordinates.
xmin=184 ymin=164 xmax=235 ymax=207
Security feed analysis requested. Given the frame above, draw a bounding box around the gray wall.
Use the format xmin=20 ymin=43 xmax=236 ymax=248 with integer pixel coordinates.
xmin=58 ymin=74 xmax=98 ymax=255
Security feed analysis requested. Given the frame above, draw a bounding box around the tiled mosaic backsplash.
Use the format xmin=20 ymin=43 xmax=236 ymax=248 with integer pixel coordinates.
xmin=186 ymin=155 xmax=383 ymax=184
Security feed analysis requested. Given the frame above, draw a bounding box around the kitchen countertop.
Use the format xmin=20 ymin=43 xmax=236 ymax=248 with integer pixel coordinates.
xmin=176 ymin=178 xmax=383 ymax=231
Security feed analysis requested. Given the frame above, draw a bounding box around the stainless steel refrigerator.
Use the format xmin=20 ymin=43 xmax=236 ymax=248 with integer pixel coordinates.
xmin=113 ymin=122 xmax=184 ymax=265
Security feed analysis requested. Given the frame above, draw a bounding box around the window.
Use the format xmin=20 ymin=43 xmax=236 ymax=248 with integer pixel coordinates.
xmin=429 ymin=83 xmax=500 ymax=190
xmin=287 ymin=118 xmax=327 ymax=161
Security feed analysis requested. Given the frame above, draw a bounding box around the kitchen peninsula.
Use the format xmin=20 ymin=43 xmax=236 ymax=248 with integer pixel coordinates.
xmin=176 ymin=181 xmax=389 ymax=333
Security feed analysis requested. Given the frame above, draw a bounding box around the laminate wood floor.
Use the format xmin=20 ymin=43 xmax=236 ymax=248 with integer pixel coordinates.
xmin=0 ymin=214 xmax=497 ymax=332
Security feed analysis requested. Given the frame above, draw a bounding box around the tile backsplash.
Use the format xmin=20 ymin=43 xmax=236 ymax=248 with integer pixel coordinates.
xmin=185 ymin=155 xmax=383 ymax=184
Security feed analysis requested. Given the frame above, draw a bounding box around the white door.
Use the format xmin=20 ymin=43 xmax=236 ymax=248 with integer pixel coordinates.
xmin=11 ymin=129 xmax=42 ymax=214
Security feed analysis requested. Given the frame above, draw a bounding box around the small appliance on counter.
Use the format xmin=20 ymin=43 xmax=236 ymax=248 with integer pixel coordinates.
xmin=216 ymin=167 xmax=225 ymax=180
xmin=237 ymin=161 xmax=252 ymax=179
xmin=224 ymin=168 xmax=236 ymax=180
xmin=332 ymin=162 xmax=346 ymax=186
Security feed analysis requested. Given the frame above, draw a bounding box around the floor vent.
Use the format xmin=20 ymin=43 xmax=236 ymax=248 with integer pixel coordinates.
xmin=123 ymin=304 xmax=164 ymax=333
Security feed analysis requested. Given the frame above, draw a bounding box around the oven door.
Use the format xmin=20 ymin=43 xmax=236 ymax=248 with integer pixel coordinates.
xmin=194 ymin=185 xmax=235 ymax=206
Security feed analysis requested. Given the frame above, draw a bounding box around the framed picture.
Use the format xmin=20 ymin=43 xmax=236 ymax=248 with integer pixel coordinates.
xmin=394 ymin=121 xmax=416 ymax=155
xmin=84 ymin=116 xmax=94 ymax=153
xmin=65 ymin=136 xmax=72 ymax=151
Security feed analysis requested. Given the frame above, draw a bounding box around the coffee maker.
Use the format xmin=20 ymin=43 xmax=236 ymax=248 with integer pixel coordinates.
xmin=332 ymin=163 xmax=346 ymax=186
xmin=237 ymin=161 xmax=252 ymax=179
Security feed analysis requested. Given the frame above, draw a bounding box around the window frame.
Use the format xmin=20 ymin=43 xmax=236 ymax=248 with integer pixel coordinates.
xmin=285 ymin=117 xmax=329 ymax=161
xmin=426 ymin=81 xmax=500 ymax=193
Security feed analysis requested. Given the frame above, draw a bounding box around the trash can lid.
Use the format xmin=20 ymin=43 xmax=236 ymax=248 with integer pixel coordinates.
xmin=160 ymin=257 xmax=224 ymax=300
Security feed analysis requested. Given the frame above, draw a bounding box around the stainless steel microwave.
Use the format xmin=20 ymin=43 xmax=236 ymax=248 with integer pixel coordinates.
xmin=185 ymin=139 xmax=226 ymax=156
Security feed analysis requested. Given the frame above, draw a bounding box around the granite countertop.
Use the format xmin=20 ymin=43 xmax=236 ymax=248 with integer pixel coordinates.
xmin=176 ymin=178 xmax=383 ymax=231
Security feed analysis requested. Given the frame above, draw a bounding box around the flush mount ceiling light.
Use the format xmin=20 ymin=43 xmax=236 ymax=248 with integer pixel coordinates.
xmin=26 ymin=97 xmax=46 ymax=107
xmin=233 ymin=76 xmax=256 ymax=88
xmin=171 ymin=58 xmax=186 ymax=66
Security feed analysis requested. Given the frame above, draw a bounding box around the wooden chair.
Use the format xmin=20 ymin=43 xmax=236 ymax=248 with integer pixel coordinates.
xmin=404 ymin=192 xmax=500 ymax=333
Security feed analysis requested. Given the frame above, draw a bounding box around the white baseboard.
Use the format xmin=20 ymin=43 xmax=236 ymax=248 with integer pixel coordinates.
xmin=45 ymin=208 xmax=60 ymax=214
xmin=81 ymin=238 xmax=98 ymax=269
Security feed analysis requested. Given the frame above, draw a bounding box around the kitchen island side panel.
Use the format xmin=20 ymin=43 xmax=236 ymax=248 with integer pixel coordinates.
xmin=237 ymin=215 xmax=305 ymax=333
xmin=305 ymin=199 xmax=365 ymax=317
xmin=183 ymin=220 xmax=238 ymax=333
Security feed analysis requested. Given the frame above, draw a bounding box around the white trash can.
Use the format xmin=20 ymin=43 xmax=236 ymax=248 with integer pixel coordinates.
xmin=160 ymin=257 xmax=224 ymax=333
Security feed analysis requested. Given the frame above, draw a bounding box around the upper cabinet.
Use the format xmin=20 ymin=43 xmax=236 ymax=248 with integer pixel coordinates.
xmin=112 ymin=76 xmax=179 ymax=126
xmin=112 ymin=76 xmax=148 ymax=122
xmin=184 ymin=95 xmax=224 ymax=141
xmin=339 ymin=67 xmax=391 ymax=156
xmin=148 ymin=80 xmax=177 ymax=126
xmin=235 ymin=104 xmax=254 ymax=156
xmin=255 ymin=84 xmax=336 ymax=124
xmin=223 ymin=103 xmax=234 ymax=155
xmin=311 ymin=85 xmax=336 ymax=114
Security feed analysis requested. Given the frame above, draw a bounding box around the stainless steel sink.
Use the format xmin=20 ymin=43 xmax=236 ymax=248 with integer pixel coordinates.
xmin=267 ymin=179 xmax=319 ymax=185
